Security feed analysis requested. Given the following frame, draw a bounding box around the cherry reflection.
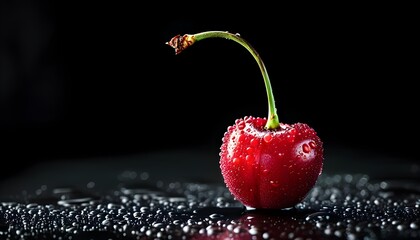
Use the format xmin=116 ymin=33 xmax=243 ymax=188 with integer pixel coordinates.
xmin=191 ymin=208 xmax=325 ymax=240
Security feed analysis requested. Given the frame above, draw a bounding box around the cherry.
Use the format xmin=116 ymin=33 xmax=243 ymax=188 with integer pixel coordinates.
xmin=166 ymin=31 xmax=324 ymax=210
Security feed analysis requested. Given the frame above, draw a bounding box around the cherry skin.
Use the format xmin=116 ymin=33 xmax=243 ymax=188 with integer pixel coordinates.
xmin=219 ymin=116 xmax=323 ymax=209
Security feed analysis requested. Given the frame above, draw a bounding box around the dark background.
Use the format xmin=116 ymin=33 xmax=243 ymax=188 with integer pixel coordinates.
xmin=1 ymin=2 xmax=418 ymax=180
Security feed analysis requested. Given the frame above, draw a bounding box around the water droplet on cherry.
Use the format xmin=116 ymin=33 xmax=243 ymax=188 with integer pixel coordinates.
xmin=246 ymin=147 xmax=254 ymax=154
xmin=263 ymin=133 xmax=273 ymax=143
xmin=311 ymin=142 xmax=317 ymax=149
xmin=250 ymin=138 xmax=259 ymax=147
xmin=270 ymin=180 xmax=280 ymax=187
xmin=237 ymin=121 xmax=245 ymax=130
xmin=302 ymin=143 xmax=310 ymax=153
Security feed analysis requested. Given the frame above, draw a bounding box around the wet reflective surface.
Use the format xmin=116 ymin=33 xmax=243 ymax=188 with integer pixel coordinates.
xmin=1 ymin=148 xmax=419 ymax=239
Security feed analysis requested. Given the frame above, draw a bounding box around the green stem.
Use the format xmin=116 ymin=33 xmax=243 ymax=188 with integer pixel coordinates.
xmin=166 ymin=31 xmax=280 ymax=130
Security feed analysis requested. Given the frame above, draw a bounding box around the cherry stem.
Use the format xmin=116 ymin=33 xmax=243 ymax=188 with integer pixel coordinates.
xmin=166 ymin=31 xmax=280 ymax=130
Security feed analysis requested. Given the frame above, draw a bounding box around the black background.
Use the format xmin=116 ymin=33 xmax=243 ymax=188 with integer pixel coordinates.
xmin=1 ymin=2 xmax=418 ymax=180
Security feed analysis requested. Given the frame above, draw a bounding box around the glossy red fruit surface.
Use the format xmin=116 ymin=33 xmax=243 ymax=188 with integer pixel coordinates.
xmin=219 ymin=116 xmax=323 ymax=209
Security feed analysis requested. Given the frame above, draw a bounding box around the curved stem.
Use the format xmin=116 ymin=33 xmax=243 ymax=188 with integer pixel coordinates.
xmin=166 ymin=31 xmax=280 ymax=130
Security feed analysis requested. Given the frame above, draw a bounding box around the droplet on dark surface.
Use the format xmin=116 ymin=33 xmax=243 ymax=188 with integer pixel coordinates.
xmin=0 ymin=173 xmax=419 ymax=239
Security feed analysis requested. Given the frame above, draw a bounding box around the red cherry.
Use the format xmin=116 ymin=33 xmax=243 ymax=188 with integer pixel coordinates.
xmin=166 ymin=31 xmax=324 ymax=209
xmin=219 ymin=116 xmax=323 ymax=209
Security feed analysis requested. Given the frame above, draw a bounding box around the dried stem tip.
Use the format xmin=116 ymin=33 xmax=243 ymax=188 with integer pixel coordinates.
xmin=165 ymin=34 xmax=196 ymax=55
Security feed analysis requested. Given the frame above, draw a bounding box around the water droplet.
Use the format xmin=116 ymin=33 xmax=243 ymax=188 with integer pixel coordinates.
xmin=246 ymin=147 xmax=254 ymax=154
xmin=262 ymin=232 xmax=270 ymax=239
xmin=140 ymin=172 xmax=150 ymax=180
xmin=86 ymin=181 xmax=95 ymax=189
xmin=309 ymin=141 xmax=316 ymax=148
xmin=168 ymin=197 xmax=187 ymax=202
xmin=305 ymin=211 xmax=333 ymax=222
xmin=236 ymin=119 xmax=245 ymax=130
xmin=250 ymin=138 xmax=259 ymax=147
xmin=209 ymin=213 xmax=224 ymax=219
xmin=57 ymin=197 xmax=93 ymax=207
xmin=270 ymin=180 xmax=280 ymax=187
xmin=249 ymin=226 xmax=258 ymax=235
xmin=263 ymin=133 xmax=272 ymax=143
xmin=302 ymin=143 xmax=310 ymax=153
xmin=256 ymin=118 xmax=265 ymax=127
